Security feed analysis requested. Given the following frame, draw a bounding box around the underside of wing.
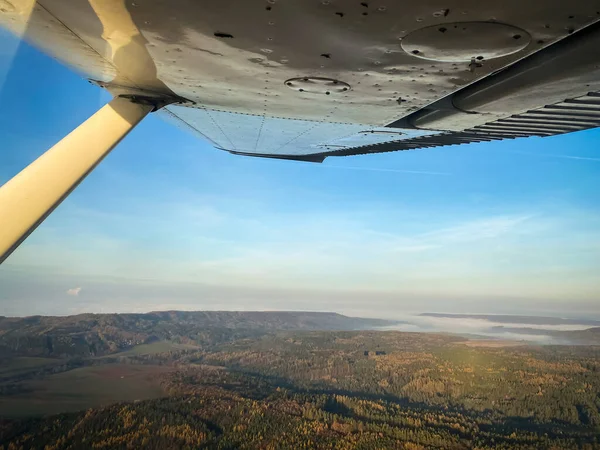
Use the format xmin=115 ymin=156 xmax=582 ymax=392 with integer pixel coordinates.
xmin=1 ymin=0 xmax=599 ymax=161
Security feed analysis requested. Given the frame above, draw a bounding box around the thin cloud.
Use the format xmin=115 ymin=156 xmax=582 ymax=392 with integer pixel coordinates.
xmin=553 ymin=155 xmax=600 ymax=162
xmin=508 ymin=150 xmax=600 ymax=162
xmin=320 ymin=165 xmax=451 ymax=176
xmin=67 ymin=287 xmax=82 ymax=296
xmin=420 ymin=215 xmax=533 ymax=244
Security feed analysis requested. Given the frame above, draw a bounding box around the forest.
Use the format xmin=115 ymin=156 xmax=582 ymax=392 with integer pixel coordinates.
xmin=1 ymin=312 xmax=599 ymax=449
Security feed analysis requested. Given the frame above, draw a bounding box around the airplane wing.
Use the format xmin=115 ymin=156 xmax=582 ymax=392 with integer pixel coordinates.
xmin=2 ymin=0 xmax=599 ymax=162
xmin=1 ymin=0 xmax=600 ymax=262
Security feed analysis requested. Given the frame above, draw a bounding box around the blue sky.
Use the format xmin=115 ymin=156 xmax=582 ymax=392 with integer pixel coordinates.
xmin=1 ymin=28 xmax=599 ymax=318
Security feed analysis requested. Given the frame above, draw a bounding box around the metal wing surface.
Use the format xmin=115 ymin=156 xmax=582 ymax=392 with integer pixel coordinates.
xmin=1 ymin=0 xmax=600 ymax=162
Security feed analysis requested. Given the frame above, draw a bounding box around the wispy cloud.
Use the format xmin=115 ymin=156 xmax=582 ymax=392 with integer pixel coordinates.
xmin=508 ymin=150 xmax=600 ymax=162
xmin=320 ymin=164 xmax=451 ymax=176
xmin=381 ymin=215 xmax=533 ymax=253
xmin=419 ymin=215 xmax=533 ymax=244
xmin=7 ymin=199 xmax=599 ymax=301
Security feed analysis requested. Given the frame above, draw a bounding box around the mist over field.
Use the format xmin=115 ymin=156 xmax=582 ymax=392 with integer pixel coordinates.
xmin=376 ymin=313 xmax=600 ymax=344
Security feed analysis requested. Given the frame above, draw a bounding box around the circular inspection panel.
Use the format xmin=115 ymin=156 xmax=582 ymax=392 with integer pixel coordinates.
xmin=401 ymin=21 xmax=531 ymax=62
xmin=285 ymin=77 xmax=351 ymax=95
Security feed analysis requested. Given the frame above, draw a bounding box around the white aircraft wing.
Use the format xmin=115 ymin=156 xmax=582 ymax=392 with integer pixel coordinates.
xmin=2 ymin=0 xmax=599 ymax=162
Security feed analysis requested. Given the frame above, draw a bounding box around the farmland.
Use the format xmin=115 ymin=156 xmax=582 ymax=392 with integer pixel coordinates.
xmin=0 ymin=364 xmax=173 ymax=417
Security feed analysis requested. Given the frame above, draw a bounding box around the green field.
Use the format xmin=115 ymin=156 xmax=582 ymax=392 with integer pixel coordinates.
xmin=0 ymin=357 xmax=61 ymax=379
xmin=0 ymin=364 xmax=173 ymax=417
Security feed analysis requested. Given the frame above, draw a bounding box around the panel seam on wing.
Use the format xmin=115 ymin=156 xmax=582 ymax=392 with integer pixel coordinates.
xmin=253 ymin=115 xmax=266 ymax=152
xmin=202 ymin=108 xmax=237 ymax=150
xmin=161 ymin=107 xmax=222 ymax=148
xmin=187 ymin=106 xmax=370 ymax=126
xmin=273 ymin=122 xmax=324 ymax=154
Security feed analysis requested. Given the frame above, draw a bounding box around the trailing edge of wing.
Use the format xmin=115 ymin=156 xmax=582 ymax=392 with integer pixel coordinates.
xmin=312 ymin=91 xmax=600 ymax=159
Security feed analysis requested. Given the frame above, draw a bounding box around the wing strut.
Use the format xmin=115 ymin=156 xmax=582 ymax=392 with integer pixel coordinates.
xmin=0 ymin=96 xmax=153 ymax=264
